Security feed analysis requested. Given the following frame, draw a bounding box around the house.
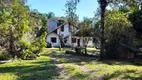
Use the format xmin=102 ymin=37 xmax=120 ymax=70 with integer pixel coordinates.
xmin=46 ymin=19 xmax=94 ymax=48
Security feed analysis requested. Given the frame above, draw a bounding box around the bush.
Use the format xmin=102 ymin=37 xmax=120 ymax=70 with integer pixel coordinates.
xmin=20 ymin=40 xmax=39 ymax=60
xmin=47 ymin=42 xmax=52 ymax=48
xmin=105 ymin=42 xmax=119 ymax=59
xmin=0 ymin=51 xmax=12 ymax=60
xmin=19 ymin=32 xmax=47 ymax=60
xmin=21 ymin=49 xmax=37 ymax=60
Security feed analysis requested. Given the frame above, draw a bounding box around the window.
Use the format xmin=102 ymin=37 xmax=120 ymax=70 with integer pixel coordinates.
xmin=54 ymin=30 xmax=57 ymax=34
xmin=61 ymin=25 xmax=64 ymax=32
xmin=51 ymin=37 xmax=57 ymax=43
xmin=72 ymin=38 xmax=76 ymax=43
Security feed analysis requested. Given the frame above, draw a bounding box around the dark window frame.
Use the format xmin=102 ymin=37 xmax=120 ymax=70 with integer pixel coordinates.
xmin=54 ymin=30 xmax=57 ymax=34
xmin=51 ymin=37 xmax=57 ymax=43
xmin=61 ymin=25 xmax=64 ymax=32
xmin=72 ymin=38 xmax=76 ymax=43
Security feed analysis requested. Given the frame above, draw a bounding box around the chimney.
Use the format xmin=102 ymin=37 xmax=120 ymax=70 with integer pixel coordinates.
xmin=48 ymin=19 xmax=57 ymax=33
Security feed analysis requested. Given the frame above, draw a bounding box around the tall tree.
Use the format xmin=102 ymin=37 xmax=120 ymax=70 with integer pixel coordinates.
xmin=65 ymin=0 xmax=79 ymax=49
xmin=48 ymin=12 xmax=55 ymax=19
xmin=98 ymin=0 xmax=109 ymax=60
xmin=0 ymin=0 xmax=29 ymax=58
xmin=65 ymin=0 xmax=79 ymax=25
xmin=78 ymin=17 xmax=93 ymax=54
xmin=97 ymin=0 xmax=139 ymax=60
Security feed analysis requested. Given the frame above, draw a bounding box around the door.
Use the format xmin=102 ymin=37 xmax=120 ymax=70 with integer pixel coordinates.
xmin=77 ymin=39 xmax=80 ymax=47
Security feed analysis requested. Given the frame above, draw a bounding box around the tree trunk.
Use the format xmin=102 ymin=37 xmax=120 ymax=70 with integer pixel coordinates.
xmin=100 ymin=5 xmax=106 ymax=60
xmin=70 ymin=23 xmax=75 ymax=50
xmin=9 ymin=25 xmax=15 ymax=58
xmin=59 ymin=47 xmax=61 ymax=51
xmin=85 ymin=46 xmax=87 ymax=55
xmin=59 ymin=37 xmax=62 ymax=51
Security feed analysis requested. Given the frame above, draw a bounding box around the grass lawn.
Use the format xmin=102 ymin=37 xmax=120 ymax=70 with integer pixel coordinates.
xmin=0 ymin=49 xmax=59 ymax=80
xmin=0 ymin=48 xmax=142 ymax=80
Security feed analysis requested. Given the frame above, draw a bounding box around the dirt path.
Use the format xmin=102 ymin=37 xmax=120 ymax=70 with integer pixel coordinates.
xmin=50 ymin=55 xmax=95 ymax=80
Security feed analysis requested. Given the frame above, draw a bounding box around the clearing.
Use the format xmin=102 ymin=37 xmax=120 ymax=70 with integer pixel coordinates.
xmin=0 ymin=48 xmax=142 ymax=80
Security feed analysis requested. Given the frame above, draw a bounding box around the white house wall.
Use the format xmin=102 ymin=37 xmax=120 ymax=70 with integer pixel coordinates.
xmin=87 ymin=37 xmax=94 ymax=47
xmin=67 ymin=36 xmax=84 ymax=48
xmin=57 ymin=23 xmax=70 ymax=37
xmin=47 ymin=22 xmax=94 ymax=48
xmin=47 ymin=33 xmax=60 ymax=47
xmin=73 ymin=37 xmax=94 ymax=48
xmin=74 ymin=37 xmax=84 ymax=48
xmin=65 ymin=35 xmax=72 ymax=46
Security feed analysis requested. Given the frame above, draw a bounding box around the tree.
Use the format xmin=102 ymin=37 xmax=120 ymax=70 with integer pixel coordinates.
xmin=0 ymin=0 xmax=48 ymax=59
xmin=78 ymin=17 xmax=93 ymax=54
xmin=48 ymin=12 xmax=55 ymax=19
xmin=105 ymin=9 xmax=132 ymax=41
xmin=0 ymin=0 xmax=29 ymax=58
xmin=129 ymin=10 xmax=142 ymax=33
xmin=65 ymin=0 xmax=79 ymax=49
xmin=65 ymin=0 xmax=79 ymax=25
xmin=128 ymin=8 xmax=142 ymax=45
xmin=28 ymin=10 xmax=48 ymax=52
xmin=97 ymin=0 xmax=109 ymax=60
xmin=97 ymin=0 xmax=138 ymax=60
xmin=104 ymin=9 xmax=134 ymax=59
xmin=57 ymin=16 xmax=67 ymax=26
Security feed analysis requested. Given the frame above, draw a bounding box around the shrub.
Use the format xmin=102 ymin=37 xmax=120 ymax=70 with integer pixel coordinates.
xmin=105 ymin=42 xmax=119 ymax=59
xmin=47 ymin=42 xmax=52 ymax=48
xmin=0 ymin=51 xmax=12 ymax=60
xmin=20 ymin=40 xmax=39 ymax=60
xmin=19 ymin=32 xmax=47 ymax=60
xmin=21 ymin=49 xmax=37 ymax=60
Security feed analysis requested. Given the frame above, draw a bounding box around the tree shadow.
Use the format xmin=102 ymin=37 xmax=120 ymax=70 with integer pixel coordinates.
xmin=44 ymin=49 xmax=142 ymax=67
xmin=0 ymin=59 xmax=60 ymax=80
xmin=19 ymin=65 xmax=59 ymax=80
xmin=46 ymin=51 xmax=97 ymax=65
xmin=104 ymin=70 xmax=142 ymax=80
xmin=101 ymin=59 xmax=142 ymax=66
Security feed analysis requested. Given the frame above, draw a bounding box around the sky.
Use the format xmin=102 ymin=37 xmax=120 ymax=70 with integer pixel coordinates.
xmin=27 ymin=0 xmax=99 ymax=20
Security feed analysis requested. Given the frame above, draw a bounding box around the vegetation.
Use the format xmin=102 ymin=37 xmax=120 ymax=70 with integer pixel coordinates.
xmin=0 ymin=49 xmax=59 ymax=80
xmin=78 ymin=17 xmax=93 ymax=54
xmin=0 ymin=0 xmax=142 ymax=80
xmin=96 ymin=0 xmax=142 ymax=59
xmin=0 ymin=49 xmax=142 ymax=80
xmin=65 ymin=0 xmax=79 ymax=49
xmin=0 ymin=0 xmax=48 ymax=59
xmin=65 ymin=0 xmax=79 ymax=26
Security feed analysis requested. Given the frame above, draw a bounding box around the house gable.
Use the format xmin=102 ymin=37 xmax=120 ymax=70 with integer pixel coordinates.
xmin=47 ymin=33 xmax=60 ymax=47
xmin=48 ymin=22 xmax=78 ymax=37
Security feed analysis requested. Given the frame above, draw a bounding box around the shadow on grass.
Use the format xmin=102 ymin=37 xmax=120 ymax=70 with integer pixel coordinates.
xmin=70 ymin=72 xmax=90 ymax=80
xmin=44 ymin=49 xmax=142 ymax=67
xmin=0 ymin=59 xmax=60 ymax=80
xmin=104 ymin=70 xmax=142 ymax=80
xmin=45 ymin=51 xmax=97 ymax=65
xmin=101 ymin=59 xmax=142 ymax=66
xmin=19 ymin=65 xmax=59 ymax=80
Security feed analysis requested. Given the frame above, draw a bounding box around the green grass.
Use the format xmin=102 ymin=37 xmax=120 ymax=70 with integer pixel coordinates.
xmin=85 ymin=61 xmax=142 ymax=80
xmin=0 ymin=50 xmax=59 ymax=80
xmin=0 ymin=48 xmax=142 ymax=80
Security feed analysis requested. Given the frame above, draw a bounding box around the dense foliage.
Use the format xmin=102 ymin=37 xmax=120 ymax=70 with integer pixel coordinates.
xmin=0 ymin=0 xmax=48 ymax=60
xmin=129 ymin=10 xmax=142 ymax=33
xmin=105 ymin=9 xmax=133 ymax=43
